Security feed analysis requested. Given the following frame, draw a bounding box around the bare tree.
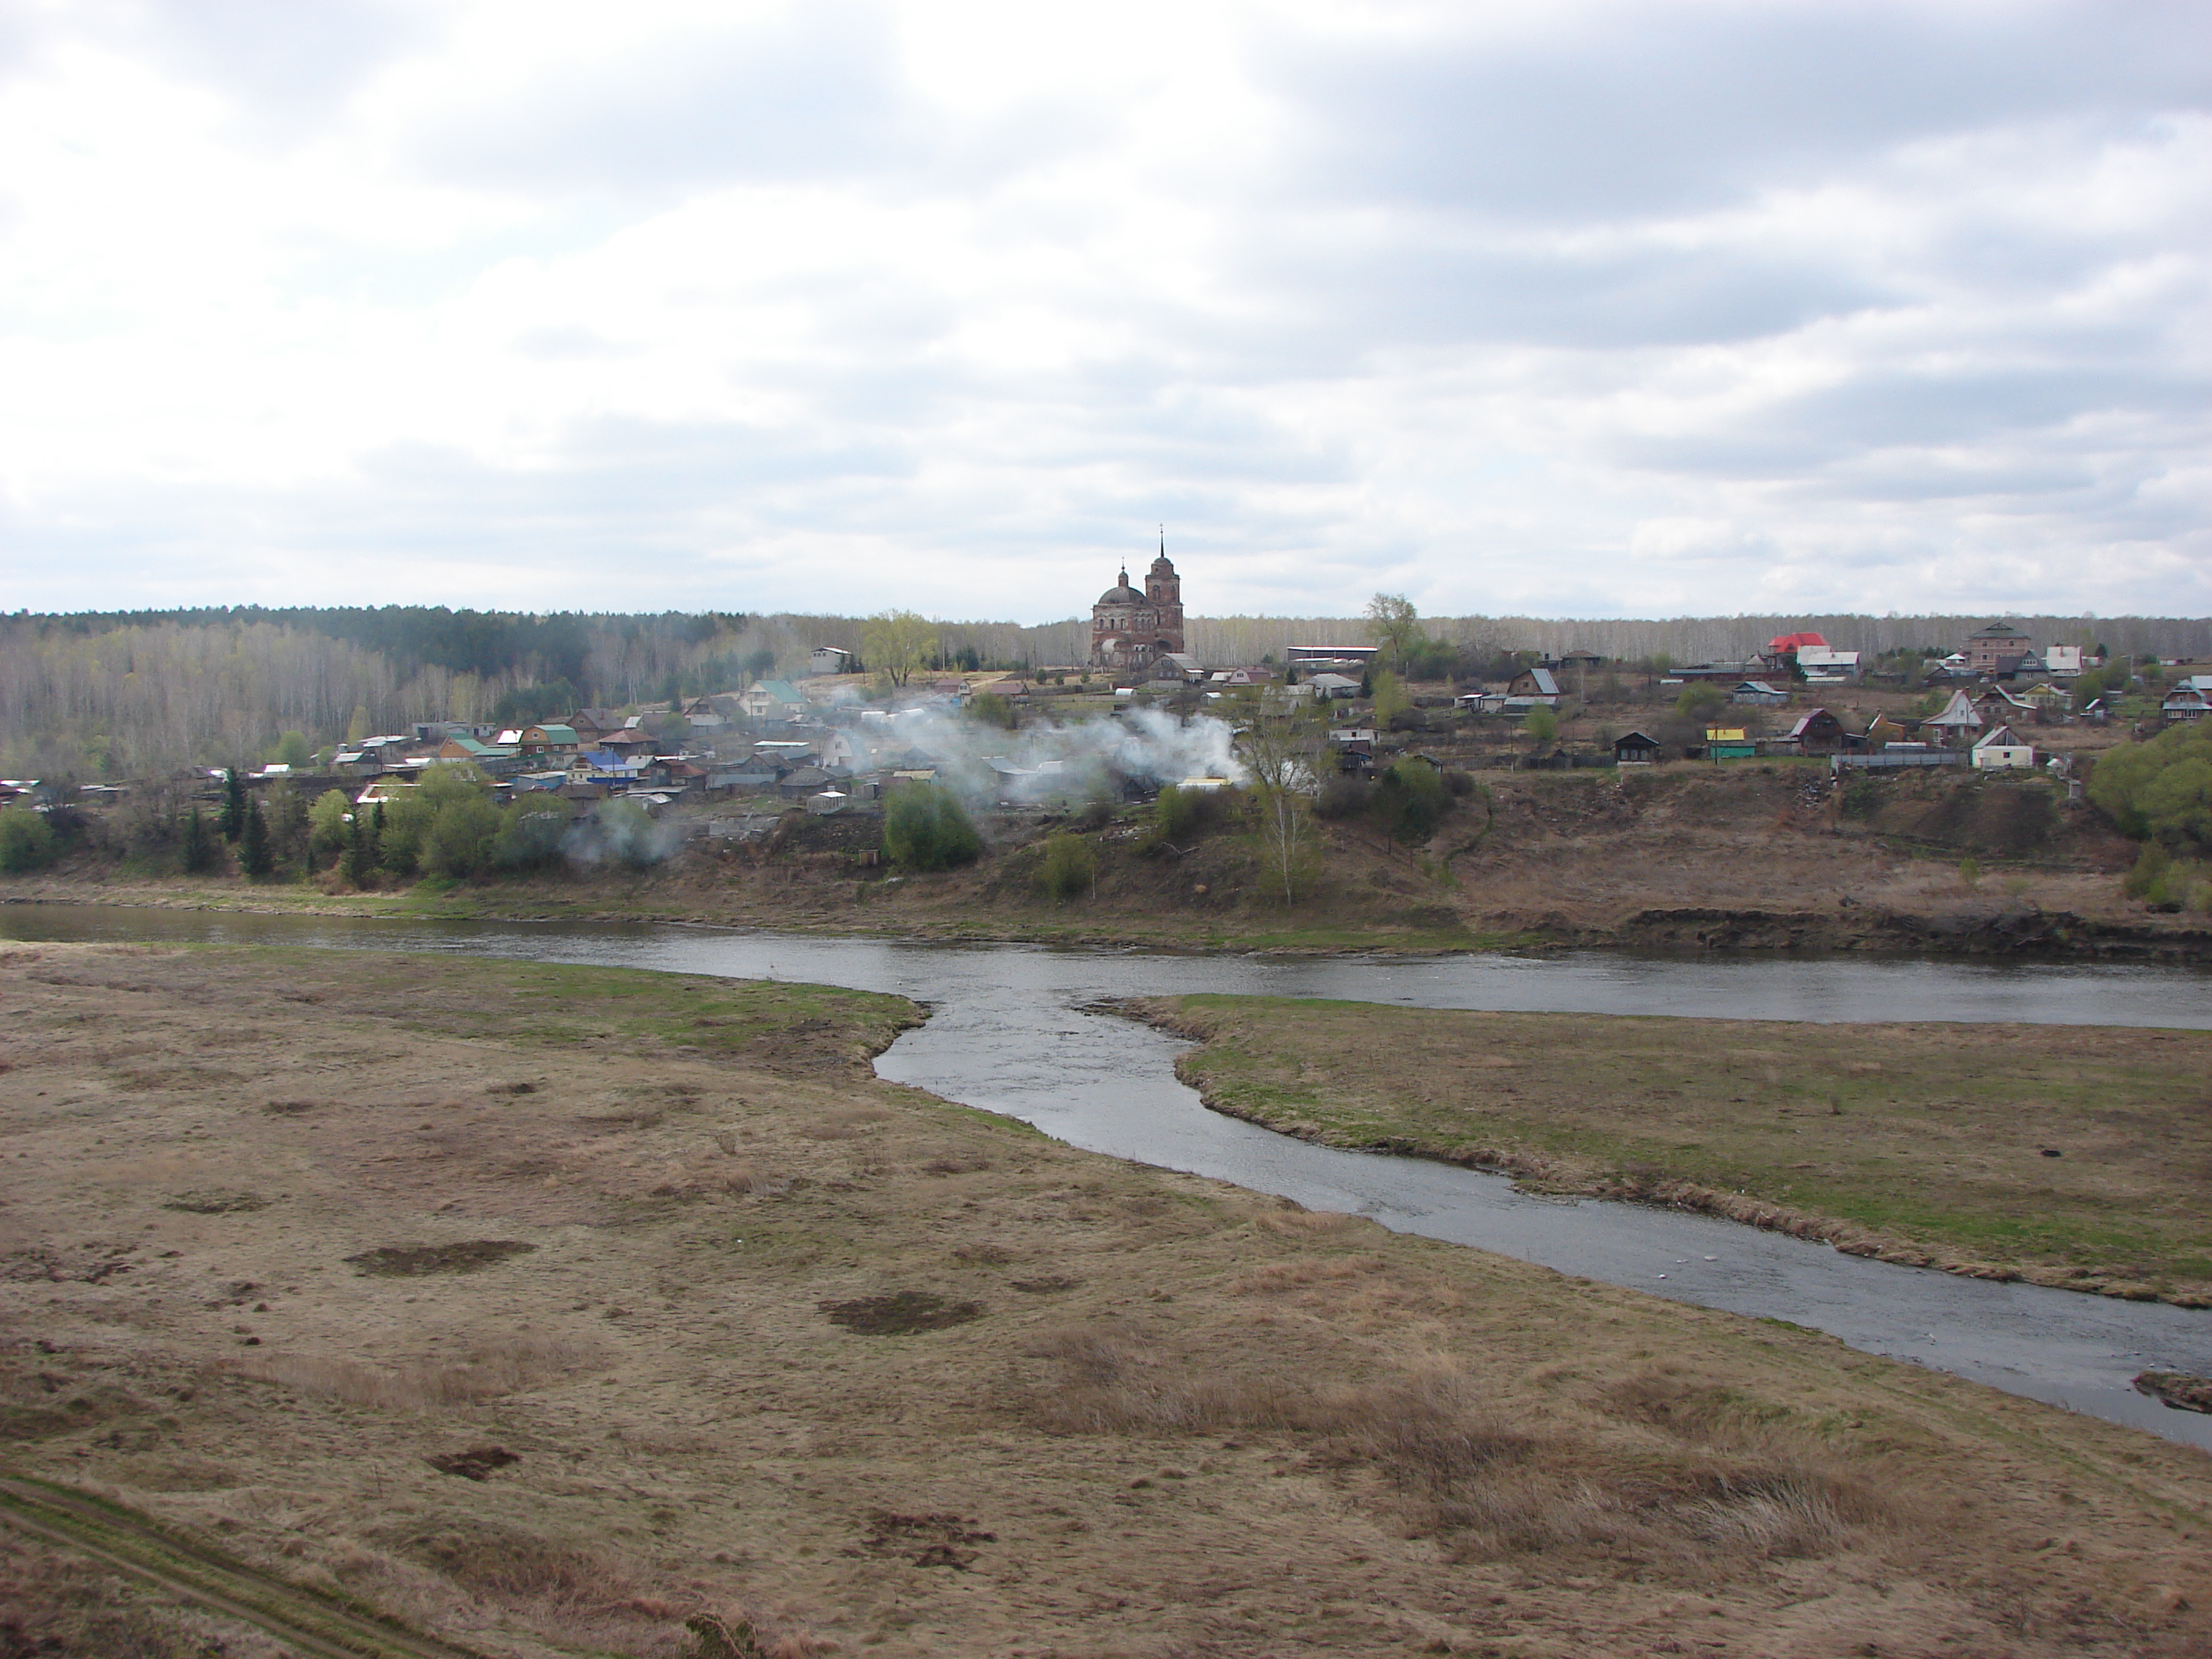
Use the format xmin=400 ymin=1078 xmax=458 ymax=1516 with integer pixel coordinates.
xmin=1237 ymin=694 xmax=1324 ymax=906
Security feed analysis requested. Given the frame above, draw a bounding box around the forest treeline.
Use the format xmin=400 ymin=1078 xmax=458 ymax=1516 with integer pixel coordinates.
xmin=4 ymin=605 xmax=2206 ymax=780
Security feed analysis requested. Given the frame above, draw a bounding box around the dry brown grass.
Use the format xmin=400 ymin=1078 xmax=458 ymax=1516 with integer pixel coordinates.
xmin=9 ymin=942 xmax=2210 ymax=1659
xmin=233 ymin=1335 xmax=604 ymax=1411
xmin=1027 ymin=1330 xmax=1891 ymax=1568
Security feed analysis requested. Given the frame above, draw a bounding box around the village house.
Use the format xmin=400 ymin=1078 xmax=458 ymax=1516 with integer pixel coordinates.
xmin=1505 ymin=667 xmax=1561 ymax=704
xmin=518 ymin=723 xmax=581 ymax=761
xmin=2163 ymin=687 xmax=2210 ymax=722
xmin=1285 ymin=644 xmax=1379 ymax=669
xmin=1705 ymin=727 xmax=1756 ymax=760
xmin=1730 ymin=680 xmax=1788 ymax=707
xmin=1863 ymin=712 xmax=1913 ymax=748
xmin=740 ymin=680 xmax=808 ymax=721
xmin=819 ymin=730 xmax=873 ymax=774
xmin=1612 ymin=730 xmax=1662 ymax=764
xmin=1972 ymin=725 xmax=2036 ymax=769
xmin=809 ymin=646 xmax=853 ymax=676
xmin=1963 ymin=621 xmax=2034 ymax=676
xmin=1795 ymin=646 xmax=1861 ymax=683
xmin=1920 ymin=690 xmax=1984 ymax=747
xmin=1784 ymin=708 xmax=1846 ymax=755
xmin=566 ymin=709 xmax=628 ymax=745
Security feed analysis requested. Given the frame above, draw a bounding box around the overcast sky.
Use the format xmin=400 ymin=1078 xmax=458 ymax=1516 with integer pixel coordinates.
xmin=2 ymin=0 xmax=2206 ymax=623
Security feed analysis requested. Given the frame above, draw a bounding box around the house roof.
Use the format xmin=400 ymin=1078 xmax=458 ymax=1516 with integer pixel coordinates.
xmin=1923 ymin=690 xmax=1983 ymax=727
xmin=1767 ymin=632 xmax=1829 ymax=654
xmin=1613 ymin=729 xmax=1661 ymax=749
xmin=1975 ymin=724 xmax=2029 ymax=748
xmin=1524 ymin=668 xmax=1560 ymax=695
xmin=525 ymin=724 xmax=579 ymax=745
xmin=1785 ymin=709 xmax=1836 ymax=738
xmin=1969 ymin=621 xmax=2031 ymax=640
xmin=1733 ymin=681 xmax=1784 ymax=696
xmin=748 ymin=680 xmax=805 ymax=704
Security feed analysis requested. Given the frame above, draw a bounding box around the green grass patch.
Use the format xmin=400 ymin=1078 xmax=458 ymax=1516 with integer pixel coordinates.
xmin=1152 ymin=994 xmax=2212 ymax=1294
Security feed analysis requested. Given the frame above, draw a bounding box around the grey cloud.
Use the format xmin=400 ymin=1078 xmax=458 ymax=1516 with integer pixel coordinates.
xmin=1261 ymin=2 xmax=2212 ymax=223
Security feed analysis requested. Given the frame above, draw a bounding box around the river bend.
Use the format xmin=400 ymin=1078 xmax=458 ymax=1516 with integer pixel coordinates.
xmin=7 ymin=905 xmax=2210 ymax=1449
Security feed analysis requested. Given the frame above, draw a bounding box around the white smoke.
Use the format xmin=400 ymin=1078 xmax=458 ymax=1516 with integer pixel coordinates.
xmin=854 ymin=702 xmax=1247 ymax=813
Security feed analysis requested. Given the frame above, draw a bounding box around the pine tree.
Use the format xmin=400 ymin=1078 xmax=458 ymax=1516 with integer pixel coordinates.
xmin=237 ymin=799 xmax=274 ymax=879
xmin=180 ymin=807 xmax=218 ymax=874
xmin=220 ymin=769 xmax=247 ymax=841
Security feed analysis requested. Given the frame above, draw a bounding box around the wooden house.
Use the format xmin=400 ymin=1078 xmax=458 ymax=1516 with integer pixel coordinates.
xmin=1612 ymin=731 xmax=1662 ymax=764
xmin=1506 ymin=667 xmax=1561 ymax=704
xmin=518 ymin=723 xmax=580 ymax=760
xmin=1730 ymin=680 xmax=1788 ymax=706
xmin=1783 ymin=708 xmax=1845 ymax=756
xmin=1920 ymin=690 xmax=1983 ymax=747
xmin=567 ymin=709 xmax=627 ymax=745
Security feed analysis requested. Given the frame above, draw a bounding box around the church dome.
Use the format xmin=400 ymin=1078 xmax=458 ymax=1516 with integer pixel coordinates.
xmin=1097 ymin=569 xmax=1144 ymax=606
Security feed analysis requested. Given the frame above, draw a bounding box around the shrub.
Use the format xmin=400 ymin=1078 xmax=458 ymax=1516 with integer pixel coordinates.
xmin=1155 ymin=783 xmax=1202 ymax=841
xmin=0 ymin=807 xmax=57 ymax=873
xmin=308 ymin=789 xmax=353 ymax=865
xmin=1675 ymin=683 xmax=1726 ymax=720
xmin=378 ymin=791 xmax=434 ymax=877
xmin=1153 ymin=783 xmax=1243 ymax=843
xmin=1315 ymin=777 xmax=1373 ymax=820
xmin=884 ymin=784 xmax=981 ymax=871
xmin=493 ymin=797 xmax=573 ymax=871
xmin=423 ymin=793 xmax=502 ymax=878
xmin=179 ymin=807 xmax=222 ymax=874
xmin=969 ymin=693 xmax=1016 ymax=730
xmin=2122 ymin=842 xmax=2174 ymax=903
xmin=1371 ymin=758 xmax=1448 ymax=843
xmin=1522 ymin=705 xmax=1558 ymax=742
xmin=1037 ymin=833 xmax=1097 ymax=899
xmin=2088 ymin=724 xmax=2212 ymax=851
xmin=1958 ymin=857 xmax=1979 ymax=889
xmin=594 ymin=798 xmax=660 ymax=871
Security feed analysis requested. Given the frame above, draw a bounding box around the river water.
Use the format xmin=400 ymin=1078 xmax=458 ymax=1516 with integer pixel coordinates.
xmin=8 ymin=903 xmax=2210 ymax=1449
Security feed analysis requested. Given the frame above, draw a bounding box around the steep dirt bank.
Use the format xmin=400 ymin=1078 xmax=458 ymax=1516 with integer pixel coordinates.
xmin=5 ymin=943 xmax=2210 ymax=1657
xmin=9 ymin=761 xmax=2203 ymax=960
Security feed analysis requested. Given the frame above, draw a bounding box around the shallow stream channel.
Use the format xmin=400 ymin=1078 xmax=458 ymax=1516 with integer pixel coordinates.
xmin=9 ymin=903 xmax=2212 ymax=1449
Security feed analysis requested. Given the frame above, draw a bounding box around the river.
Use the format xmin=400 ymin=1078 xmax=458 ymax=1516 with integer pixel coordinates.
xmin=8 ymin=903 xmax=2210 ymax=1449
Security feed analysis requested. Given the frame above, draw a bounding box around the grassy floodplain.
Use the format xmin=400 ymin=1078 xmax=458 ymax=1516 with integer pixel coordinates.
xmin=5 ymin=942 xmax=2212 ymax=1657
xmin=1146 ymin=996 xmax=2212 ymax=1305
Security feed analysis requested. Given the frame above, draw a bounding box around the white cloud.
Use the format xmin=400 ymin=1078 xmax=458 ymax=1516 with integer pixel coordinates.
xmin=0 ymin=0 xmax=2205 ymax=620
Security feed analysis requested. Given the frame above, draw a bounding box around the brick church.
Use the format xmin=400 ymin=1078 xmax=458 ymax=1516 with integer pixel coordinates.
xmin=1089 ymin=539 xmax=1185 ymax=672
